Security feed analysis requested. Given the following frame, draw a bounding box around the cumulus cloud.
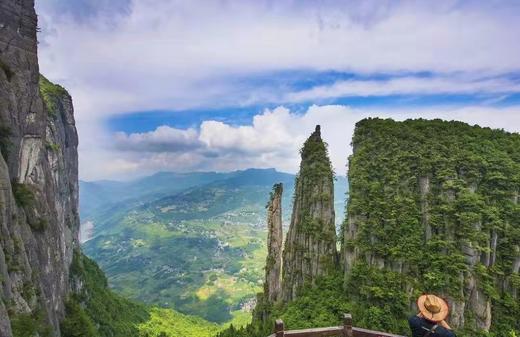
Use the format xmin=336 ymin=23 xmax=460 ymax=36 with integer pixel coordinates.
xmin=199 ymin=110 xmax=302 ymax=154
xmin=105 ymin=108 xmax=304 ymax=178
xmin=84 ymin=104 xmax=520 ymax=180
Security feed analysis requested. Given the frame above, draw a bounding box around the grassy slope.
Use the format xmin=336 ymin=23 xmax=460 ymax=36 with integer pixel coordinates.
xmin=137 ymin=308 xmax=220 ymax=337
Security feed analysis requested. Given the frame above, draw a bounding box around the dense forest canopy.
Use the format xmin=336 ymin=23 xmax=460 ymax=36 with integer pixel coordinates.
xmin=219 ymin=118 xmax=520 ymax=337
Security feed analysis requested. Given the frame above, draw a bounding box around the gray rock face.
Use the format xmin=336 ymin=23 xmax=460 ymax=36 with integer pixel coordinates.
xmin=282 ymin=126 xmax=338 ymax=302
xmin=0 ymin=1 xmax=79 ymax=335
xmin=264 ymin=183 xmax=283 ymax=303
xmin=418 ymin=175 xmax=491 ymax=330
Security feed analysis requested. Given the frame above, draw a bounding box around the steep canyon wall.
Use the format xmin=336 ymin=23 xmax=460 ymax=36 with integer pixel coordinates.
xmin=0 ymin=1 xmax=80 ymax=335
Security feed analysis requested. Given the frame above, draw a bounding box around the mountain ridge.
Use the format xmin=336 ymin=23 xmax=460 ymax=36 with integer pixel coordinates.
xmin=80 ymin=168 xmax=347 ymax=238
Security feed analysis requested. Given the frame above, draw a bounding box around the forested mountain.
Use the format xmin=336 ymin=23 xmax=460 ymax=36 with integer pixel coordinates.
xmin=343 ymin=118 xmax=520 ymax=336
xmin=218 ymin=119 xmax=520 ymax=337
xmin=79 ymin=171 xmax=234 ymax=221
xmin=80 ymin=169 xmax=347 ymax=233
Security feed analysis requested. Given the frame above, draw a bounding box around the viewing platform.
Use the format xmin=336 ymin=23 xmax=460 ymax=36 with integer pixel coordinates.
xmin=268 ymin=314 xmax=405 ymax=337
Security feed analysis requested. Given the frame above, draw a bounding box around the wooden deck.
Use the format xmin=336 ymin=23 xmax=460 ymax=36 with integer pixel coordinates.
xmin=268 ymin=314 xmax=405 ymax=337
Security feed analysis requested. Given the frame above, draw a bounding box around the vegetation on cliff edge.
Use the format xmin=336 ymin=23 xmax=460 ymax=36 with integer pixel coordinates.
xmin=39 ymin=75 xmax=68 ymax=118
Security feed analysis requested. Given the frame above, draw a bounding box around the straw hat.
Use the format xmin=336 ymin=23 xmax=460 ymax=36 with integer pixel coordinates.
xmin=417 ymin=294 xmax=449 ymax=322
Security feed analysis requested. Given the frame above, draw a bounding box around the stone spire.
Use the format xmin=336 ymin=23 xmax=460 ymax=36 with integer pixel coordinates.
xmin=264 ymin=183 xmax=283 ymax=303
xmin=281 ymin=125 xmax=337 ymax=302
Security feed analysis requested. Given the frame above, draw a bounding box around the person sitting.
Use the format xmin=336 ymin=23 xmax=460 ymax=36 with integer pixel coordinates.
xmin=409 ymin=294 xmax=456 ymax=337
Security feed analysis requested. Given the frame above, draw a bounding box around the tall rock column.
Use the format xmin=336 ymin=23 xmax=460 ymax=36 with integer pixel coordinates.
xmin=282 ymin=125 xmax=337 ymax=302
xmin=264 ymin=183 xmax=283 ymax=303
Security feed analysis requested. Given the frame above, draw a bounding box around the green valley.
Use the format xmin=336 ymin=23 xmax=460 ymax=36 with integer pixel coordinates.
xmin=80 ymin=168 xmax=348 ymax=326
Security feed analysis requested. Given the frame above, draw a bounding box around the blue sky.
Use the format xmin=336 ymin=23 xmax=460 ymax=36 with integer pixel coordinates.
xmin=36 ymin=0 xmax=520 ymax=180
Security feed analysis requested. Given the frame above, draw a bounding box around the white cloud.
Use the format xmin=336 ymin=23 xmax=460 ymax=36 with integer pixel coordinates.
xmin=114 ymin=126 xmax=201 ymax=152
xmin=37 ymin=0 xmax=520 ymax=117
xmin=284 ymin=76 xmax=520 ymax=103
xmin=34 ymin=1 xmax=520 ymax=180
xmin=199 ymin=109 xmax=301 ymax=154
xmin=84 ymin=104 xmax=520 ymax=180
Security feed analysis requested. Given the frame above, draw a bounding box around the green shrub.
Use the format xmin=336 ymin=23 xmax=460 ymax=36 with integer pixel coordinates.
xmin=11 ymin=309 xmax=52 ymax=337
xmin=45 ymin=142 xmax=60 ymax=153
xmin=39 ymin=75 xmax=68 ymax=119
xmin=0 ymin=122 xmax=12 ymax=160
xmin=12 ymin=181 xmax=35 ymax=207
xmin=30 ymin=217 xmax=48 ymax=232
xmin=60 ymin=298 xmax=97 ymax=337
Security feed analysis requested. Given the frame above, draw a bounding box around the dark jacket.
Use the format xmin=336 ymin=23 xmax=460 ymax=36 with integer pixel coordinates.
xmin=408 ymin=315 xmax=457 ymax=337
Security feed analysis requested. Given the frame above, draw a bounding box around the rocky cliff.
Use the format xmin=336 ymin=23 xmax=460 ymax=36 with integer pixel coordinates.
xmin=0 ymin=1 xmax=80 ymax=336
xmin=264 ymin=183 xmax=283 ymax=303
xmin=219 ymin=120 xmax=519 ymax=337
xmin=343 ymin=118 xmax=520 ymax=335
xmin=282 ymin=125 xmax=338 ymax=302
